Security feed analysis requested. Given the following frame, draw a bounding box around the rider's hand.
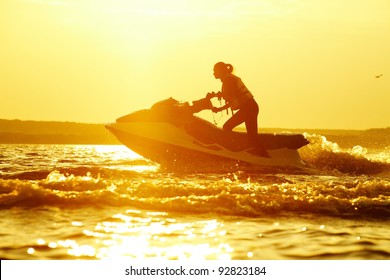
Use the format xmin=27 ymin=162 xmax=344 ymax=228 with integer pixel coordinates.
xmin=212 ymin=107 xmax=221 ymax=113
xmin=206 ymin=92 xmax=216 ymax=99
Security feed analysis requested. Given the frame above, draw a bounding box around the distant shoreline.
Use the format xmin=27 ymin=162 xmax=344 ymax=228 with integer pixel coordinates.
xmin=0 ymin=119 xmax=119 ymax=145
xmin=1 ymin=119 xmax=389 ymax=148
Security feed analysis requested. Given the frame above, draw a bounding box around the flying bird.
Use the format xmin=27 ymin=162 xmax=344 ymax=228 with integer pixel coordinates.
xmin=375 ymin=74 xmax=383 ymax=78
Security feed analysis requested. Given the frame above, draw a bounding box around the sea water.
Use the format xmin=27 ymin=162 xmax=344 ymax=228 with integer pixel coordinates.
xmin=0 ymin=132 xmax=389 ymax=260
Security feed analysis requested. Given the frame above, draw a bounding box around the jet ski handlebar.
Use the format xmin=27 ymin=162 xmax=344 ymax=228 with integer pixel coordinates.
xmin=151 ymin=97 xmax=213 ymax=114
xmin=206 ymin=91 xmax=222 ymax=100
xmin=191 ymin=97 xmax=213 ymax=113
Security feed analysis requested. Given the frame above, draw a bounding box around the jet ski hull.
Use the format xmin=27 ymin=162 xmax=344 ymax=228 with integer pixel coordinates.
xmin=105 ymin=121 xmax=308 ymax=169
xmin=106 ymin=123 xmax=247 ymax=170
xmin=106 ymin=98 xmax=309 ymax=169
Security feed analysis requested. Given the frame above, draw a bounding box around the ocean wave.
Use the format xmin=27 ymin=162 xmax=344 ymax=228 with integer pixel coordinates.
xmin=1 ymin=171 xmax=389 ymax=219
xmin=300 ymin=133 xmax=390 ymax=175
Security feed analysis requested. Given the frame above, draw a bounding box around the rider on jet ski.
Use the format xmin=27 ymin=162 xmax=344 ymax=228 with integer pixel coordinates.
xmin=206 ymin=62 xmax=267 ymax=156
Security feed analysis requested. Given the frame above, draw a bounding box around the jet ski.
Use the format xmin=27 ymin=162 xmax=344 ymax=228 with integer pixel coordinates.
xmin=105 ymin=98 xmax=309 ymax=169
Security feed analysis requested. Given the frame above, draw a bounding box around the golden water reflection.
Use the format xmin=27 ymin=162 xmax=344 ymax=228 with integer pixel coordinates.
xmin=53 ymin=210 xmax=233 ymax=260
xmin=76 ymin=145 xmax=159 ymax=173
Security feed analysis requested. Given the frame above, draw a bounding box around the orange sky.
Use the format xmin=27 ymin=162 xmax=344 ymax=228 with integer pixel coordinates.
xmin=1 ymin=0 xmax=389 ymax=129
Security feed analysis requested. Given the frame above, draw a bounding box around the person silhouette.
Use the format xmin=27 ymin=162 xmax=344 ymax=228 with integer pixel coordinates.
xmin=207 ymin=62 xmax=267 ymax=156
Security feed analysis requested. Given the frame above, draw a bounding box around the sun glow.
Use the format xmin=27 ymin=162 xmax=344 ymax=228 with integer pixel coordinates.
xmin=1 ymin=0 xmax=389 ymax=128
xmin=58 ymin=210 xmax=234 ymax=259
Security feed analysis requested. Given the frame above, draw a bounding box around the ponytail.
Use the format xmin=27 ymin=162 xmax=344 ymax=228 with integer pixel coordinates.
xmin=225 ymin=63 xmax=233 ymax=74
xmin=214 ymin=62 xmax=234 ymax=74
